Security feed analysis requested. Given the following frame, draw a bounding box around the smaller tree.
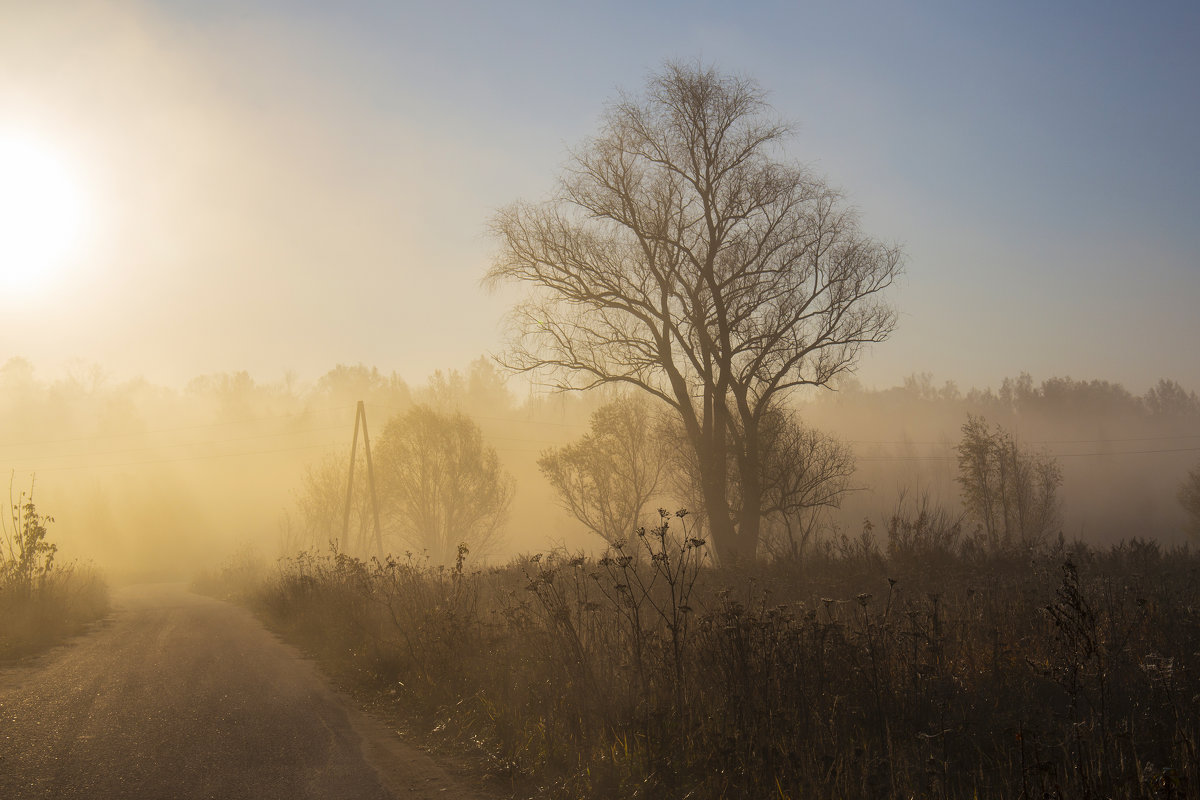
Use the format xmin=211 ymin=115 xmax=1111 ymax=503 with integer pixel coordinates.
xmin=538 ymin=396 xmax=668 ymax=547
xmin=375 ymin=405 xmax=513 ymax=563
xmin=758 ymin=409 xmax=856 ymax=560
xmin=296 ymin=453 xmax=376 ymax=554
xmin=1180 ymin=462 xmax=1200 ymax=539
xmin=1 ymin=490 xmax=58 ymax=596
xmin=956 ymin=415 xmax=1062 ymax=551
xmin=660 ymin=405 xmax=854 ymax=560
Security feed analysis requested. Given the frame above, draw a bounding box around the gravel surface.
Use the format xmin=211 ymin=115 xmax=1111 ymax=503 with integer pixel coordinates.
xmin=0 ymin=583 xmax=478 ymax=799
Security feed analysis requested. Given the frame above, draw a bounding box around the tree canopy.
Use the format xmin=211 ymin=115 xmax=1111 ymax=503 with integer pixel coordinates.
xmin=374 ymin=405 xmax=513 ymax=563
xmin=488 ymin=63 xmax=901 ymax=560
xmin=538 ymin=396 xmax=667 ymax=547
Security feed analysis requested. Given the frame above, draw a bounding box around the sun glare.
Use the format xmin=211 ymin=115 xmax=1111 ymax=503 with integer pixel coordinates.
xmin=0 ymin=133 xmax=87 ymax=296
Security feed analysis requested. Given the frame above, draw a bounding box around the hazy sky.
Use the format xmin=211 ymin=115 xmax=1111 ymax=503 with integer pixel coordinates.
xmin=1 ymin=0 xmax=1197 ymax=393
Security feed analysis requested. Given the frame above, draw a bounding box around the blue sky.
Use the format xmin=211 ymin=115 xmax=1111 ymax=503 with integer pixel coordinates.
xmin=1 ymin=0 xmax=1197 ymax=392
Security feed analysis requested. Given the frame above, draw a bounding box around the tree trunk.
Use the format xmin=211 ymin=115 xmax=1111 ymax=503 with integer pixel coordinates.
xmin=734 ymin=443 xmax=763 ymax=563
xmin=697 ymin=432 xmax=737 ymax=563
xmin=734 ymin=500 xmax=762 ymax=563
xmin=732 ymin=431 xmax=764 ymax=564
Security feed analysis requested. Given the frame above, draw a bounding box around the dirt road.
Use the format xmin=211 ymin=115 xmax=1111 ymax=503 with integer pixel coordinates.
xmin=0 ymin=583 xmax=481 ymax=799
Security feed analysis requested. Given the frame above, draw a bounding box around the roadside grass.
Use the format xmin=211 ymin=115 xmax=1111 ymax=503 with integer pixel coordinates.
xmin=223 ymin=512 xmax=1200 ymax=799
xmin=1 ymin=492 xmax=109 ymax=661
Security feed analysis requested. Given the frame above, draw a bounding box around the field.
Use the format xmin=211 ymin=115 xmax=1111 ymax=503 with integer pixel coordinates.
xmin=231 ymin=513 xmax=1200 ymax=800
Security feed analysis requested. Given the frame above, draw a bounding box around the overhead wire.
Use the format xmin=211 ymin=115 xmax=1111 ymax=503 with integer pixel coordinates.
xmin=855 ymin=444 xmax=1200 ymax=462
xmin=3 ymin=399 xmax=1199 ymax=472
xmin=7 ymin=440 xmax=347 ymax=474
xmin=0 ymin=404 xmax=357 ymax=449
xmin=843 ymin=431 xmax=1200 ymax=447
xmin=1 ymin=424 xmax=350 ymax=463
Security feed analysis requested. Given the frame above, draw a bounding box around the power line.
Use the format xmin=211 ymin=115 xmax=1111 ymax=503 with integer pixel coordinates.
xmin=0 ymin=424 xmax=350 ymax=463
xmin=0 ymin=404 xmax=356 ymax=449
xmin=366 ymin=402 xmax=588 ymax=429
xmin=848 ymin=432 xmax=1200 ymax=447
xmin=1054 ymin=445 xmax=1200 ymax=458
xmin=4 ymin=398 xmax=1198 ymax=468
xmin=856 ymin=444 xmax=1200 ymax=462
xmin=1034 ymin=432 xmax=1200 ymax=444
xmin=12 ymin=437 xmax=1194 ymax=474
xmin=5 ymin=440 xmax=346 ymax=474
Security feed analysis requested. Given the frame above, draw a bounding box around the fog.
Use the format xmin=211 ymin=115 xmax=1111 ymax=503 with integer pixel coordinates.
xmin=803 ymin=373 xmax=1198 ymax=547
xmin=7 ymin=4 xmax=1200 ymax=798
xmin=2 ymin=355 xmax=1193 ymax=582
xmin=0 ymin=356 xmax=588 ymax=578
xmin=2 ymin=5 xmax=1196 ymax=577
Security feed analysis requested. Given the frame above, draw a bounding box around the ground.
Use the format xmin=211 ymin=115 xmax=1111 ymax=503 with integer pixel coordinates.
xmin=0 ymin=583 xmax=484 ymax=800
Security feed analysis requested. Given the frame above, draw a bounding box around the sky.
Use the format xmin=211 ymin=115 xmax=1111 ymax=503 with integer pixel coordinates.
xmin=1 ymin=0 xmax=1197 ymax=394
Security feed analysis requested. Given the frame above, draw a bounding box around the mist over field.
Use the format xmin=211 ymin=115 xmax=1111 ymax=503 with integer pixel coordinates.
xmin=3 ymin=2 xmax=1200 ymax=798
xmin=2 ymin=356 xmax=1195 ymax=578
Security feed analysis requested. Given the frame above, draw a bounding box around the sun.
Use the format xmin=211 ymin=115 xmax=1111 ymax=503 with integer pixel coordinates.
xmin=0 ymin=133 xmax=87 ymax=295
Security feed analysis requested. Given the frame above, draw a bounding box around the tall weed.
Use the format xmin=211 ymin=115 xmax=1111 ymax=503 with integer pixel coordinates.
xmin=255 ymin=517 xmax=1200 ymax=799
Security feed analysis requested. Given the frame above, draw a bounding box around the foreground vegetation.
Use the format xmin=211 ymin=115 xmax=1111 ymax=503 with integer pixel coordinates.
xmin=231 ymin=511 xmax=1200 ymax=800
xmin=1 ymin=491 xmax=108 ymax=660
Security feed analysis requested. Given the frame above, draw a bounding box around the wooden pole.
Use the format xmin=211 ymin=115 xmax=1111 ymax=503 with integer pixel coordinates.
xmin=358 ymin=402 xmax=384 ymax=556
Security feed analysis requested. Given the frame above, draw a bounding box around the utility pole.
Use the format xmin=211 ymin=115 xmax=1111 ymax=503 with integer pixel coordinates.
xmin=360 ymin=402 xmax=383 ymax=556
xmin=341 ymin=403 xmax=361 ymax=546
xmin=341 ymin=401 xmax=383 ymax=555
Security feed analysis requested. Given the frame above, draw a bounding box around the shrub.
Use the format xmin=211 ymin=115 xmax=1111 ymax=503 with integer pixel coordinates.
xmin=255 ymin=516 xmax=1200 ymax=799
xmin=0 ymin=489 xmax=108 ymax=659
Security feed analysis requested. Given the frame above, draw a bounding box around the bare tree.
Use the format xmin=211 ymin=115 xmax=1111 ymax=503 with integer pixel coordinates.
xmin=956 ymin=415 xmax=1062 ymax=551
xmin=374 ymin=405 xmax=513 ymax=564
xmin=296 ymin=452 xmax=375 ymax=553
xmin=487 ymin=63 xmax=901 ymax=562
xmin=758 ymin=407 xmax=856 ymax=560
xmin=663 ymin=403 xmax=854 ymax=560
xmin=1180 ymin=462 xmax=1200 ymax=539
xmin=538 ymin=396 xmax=668 ymax=547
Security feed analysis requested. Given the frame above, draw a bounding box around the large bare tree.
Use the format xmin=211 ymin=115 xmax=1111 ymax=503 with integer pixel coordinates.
xmin=487 ymin=64 xmax=901 ymax=561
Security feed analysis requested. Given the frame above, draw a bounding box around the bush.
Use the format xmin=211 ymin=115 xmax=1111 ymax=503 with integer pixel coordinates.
xmin=0 ymin=491 xmax=109 ymax=659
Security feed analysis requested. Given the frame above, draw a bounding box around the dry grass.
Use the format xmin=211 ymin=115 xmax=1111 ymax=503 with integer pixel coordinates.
xmin=1 ymin=495 xmax=109 ymax=661
xmin=244 ymin=512 xmax=1200 ymax=799
xmin=0 ymin=566 xmax=109 ymax=660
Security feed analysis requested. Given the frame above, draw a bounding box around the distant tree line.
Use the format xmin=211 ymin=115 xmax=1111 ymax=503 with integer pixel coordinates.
xmin=3 ymin=351 xmax=1199 ymax=566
